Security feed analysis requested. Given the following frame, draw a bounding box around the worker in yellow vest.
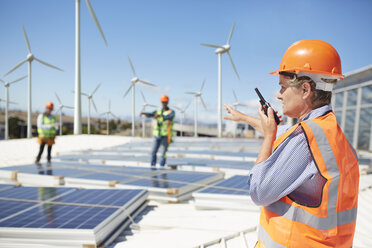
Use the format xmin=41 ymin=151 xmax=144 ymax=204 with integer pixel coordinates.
xmin=141 ymin=94 xmax=175 ymax=167
xmin=35 ymin=101 xmax=58 ymax=166
xmin=224 ymin=39 xmax=359 ymax=247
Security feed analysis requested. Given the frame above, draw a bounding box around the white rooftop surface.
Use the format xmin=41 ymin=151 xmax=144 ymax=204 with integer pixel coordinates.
xmin=0 ymin=135 xmax=371 ymax=248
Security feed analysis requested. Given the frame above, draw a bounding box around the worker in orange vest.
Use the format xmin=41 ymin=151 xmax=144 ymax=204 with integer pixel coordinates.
xmin=224 ymin=39 xmax=359 ymax=247
xmin=141 ymin=94 xmax=175 ymax=167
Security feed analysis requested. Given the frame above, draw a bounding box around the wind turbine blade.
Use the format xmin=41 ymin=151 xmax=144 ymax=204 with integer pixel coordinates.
xmin=227 ymin=22 xmax=236 ymax=44
xmin=4 ymin=59 xmax=28 ymax=76
xmin=128 ymin=57 xmax=137 ymax=77
xmin=200 ymin=79 xmax=206 ymax=92
xmin=65 ymin=105 xmax=74 ymax=109
xmin=174 ymin=106 xmax=182 ymax=111
xmin=55 ymin=108 xmax=61 ymax=114
xmin=185 ymin=92 xmax=197 ymax=95
xmin=200 ymin=96 xmax=207 ymax=110
xmin=233 ymin=89 xmax=238 ymax=102
xmin=123 ymin=84 xmax=133 ymax=98
xmin=227 ymin=51 xmax=240 ymax=80
xmin=139 ymin=79 xmax=155 ymax=87
xmin=184 ymin=101 xmax=192 ymax=111
xmin=55 ymin=92 xmax=62 ymax=105
xmin=85 ymin=0 xmax=108 ymax=46
xmin=92 ymin=83 xmax=101 ymax=95
xmin=0 ymin=79 xmax=4 ymax=84
xmin=34 ymin=58 xmax=63 ymax=72
xmin=9 ymin=100 xmax=18 ymax=105
xmin=9 ymin=75 xmax=27 ymax=85
xmin=201 ymin=43 xmax=223 ymax=49
xmin=81 ymin=92 xmax=89 ymax=97
xmin=110 ymin=112 xmax=118 ymax=119
xmin=92 ymin=99 xmax=98 ymax=113
xmin=140 ymin=90 xmax=146 ymax=102
xmin=22 ymin=25 xmax=32 ymax=53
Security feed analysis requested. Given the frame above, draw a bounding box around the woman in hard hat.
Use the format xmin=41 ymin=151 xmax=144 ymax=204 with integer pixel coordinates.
xmin=141 ymin=94 xmax=175 ymax=167
xmin=35 ymin=101 xmax=58 ymax=168
xmin=225 ymin=39 xmax=359 ymax=247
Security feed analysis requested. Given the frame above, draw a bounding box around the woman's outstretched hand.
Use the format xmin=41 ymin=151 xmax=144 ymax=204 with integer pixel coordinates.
xmin=224 ymin=104 xmax=246 ymax=122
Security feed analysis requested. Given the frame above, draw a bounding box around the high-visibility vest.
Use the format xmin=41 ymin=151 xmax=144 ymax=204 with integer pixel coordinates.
xmin=257 ymin=111 xmax=359 ymax=248
xmin=37 ymin=114 xmax=57 ymax=138
xmin=153 ymin=108 xmax=174 ymax=143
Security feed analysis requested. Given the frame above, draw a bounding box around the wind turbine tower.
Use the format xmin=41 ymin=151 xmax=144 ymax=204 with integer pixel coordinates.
xmin=201 ymin=22 xmax=240 ymax=138
xmin=123 ymin=57 xmax=156 ymax=137
xmin=4 ymin=26 xmax=63 ymax=138
xmin=55 ymin=93 xmax=74 ymax=136
xmin=74 ymin=0 xmax=107 ymax=135
xmin=139 ymin=91 xmax=156 ymax=137
xmin=0 ymin=76 xmax=26 ymax=140
xmin=185 ymin=80 xmax=207 ymax=137
xmin=101 ymin=101 xmax=118 ymax=135
xmin=81 ymin=83 xmax=100 ymax=134
xmin=174 ymin=101 xmax=191 ymax=137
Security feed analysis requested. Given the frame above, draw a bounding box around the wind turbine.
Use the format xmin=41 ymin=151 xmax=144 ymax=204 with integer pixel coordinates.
xmin=73 ymin=0 xmax=108 ymax=135
xmin=0 ymin=98 xmax=17 ymax=140
xmin=232 ymin=89 xmax=248 ymax=109
xmin=174 ymin=101 xmax=191 ymax=137
xmin=100 ymin=101 xmax=118 ymax=135
xmin=55 ymin=93 xmax=74 ymax=136
xmin=185 ymin=79 xmax=207 ymax=137
xmin=139 ymin=90 xmax=157 ymax=137
xmin=0 ymin=75 xmax=27 ymax=140
xmin=81 ymin=83 xmax=100 ymax=134
xmin=4 ymin=25 xmax=63 ymax=138
xmin=231 ymin=89 xmax=249 ymax=138
xmin=201 ymin=22 xmax=240 ymax=138
xmin=123 ymin=57 xmax=156 ymax=137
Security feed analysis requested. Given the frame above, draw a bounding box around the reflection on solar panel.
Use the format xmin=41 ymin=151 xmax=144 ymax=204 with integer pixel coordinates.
xmin=193 ymin=175 xmax=258 ymax=211
xmin=0 ymin=185 xmax=148 ymax=247
xmin=0 ymin=163 xmax=224 ymax=202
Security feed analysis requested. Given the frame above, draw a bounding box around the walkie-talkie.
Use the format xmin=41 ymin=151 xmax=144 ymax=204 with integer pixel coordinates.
xmin=255 ymin=88 xmax=280 ymax=125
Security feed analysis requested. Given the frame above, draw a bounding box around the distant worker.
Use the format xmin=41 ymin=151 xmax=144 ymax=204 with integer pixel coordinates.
xmin=224 ymin=39 xmax=359 ymax=247
xmin=35 ymin=101 xmax=58 ymax=166
xmin=141 ymin=94 xmax=175 ymax=167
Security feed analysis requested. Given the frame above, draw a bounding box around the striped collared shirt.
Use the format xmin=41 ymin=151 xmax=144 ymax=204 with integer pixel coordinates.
xmin=247 ymin=105 xmax=333 ymax=206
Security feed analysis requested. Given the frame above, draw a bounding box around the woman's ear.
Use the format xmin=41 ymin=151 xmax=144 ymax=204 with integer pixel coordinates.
xmin=302 ymin=81 xmax=312 ymax=99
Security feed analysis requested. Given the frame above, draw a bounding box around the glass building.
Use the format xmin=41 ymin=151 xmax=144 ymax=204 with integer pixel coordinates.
xmin=332 ymin=65 xmax=372 ymax=151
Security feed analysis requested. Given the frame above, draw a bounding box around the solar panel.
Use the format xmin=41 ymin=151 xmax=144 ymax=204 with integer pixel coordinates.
xmin=0 ymin=200 xmax=36 ymax=220
xmin=0 ymin=185 xmax=149 ymax=247
xmin=198 ymin=175 xmax=250 ymax=195
xmin=192 ymin=175 xmax=257 ymax=211
xmin=0 ymin=186 xmax=71 ymax=201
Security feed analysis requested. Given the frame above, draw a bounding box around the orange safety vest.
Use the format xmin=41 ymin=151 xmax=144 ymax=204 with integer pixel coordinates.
xmin=256 ymin=111 xmax=359 ymax=248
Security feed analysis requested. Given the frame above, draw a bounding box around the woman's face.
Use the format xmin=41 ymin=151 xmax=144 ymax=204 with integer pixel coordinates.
xmin=277 ymin=75 xmax=306 ymax=119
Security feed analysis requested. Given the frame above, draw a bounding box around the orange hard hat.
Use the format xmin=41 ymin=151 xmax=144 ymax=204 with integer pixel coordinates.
xmin=45 ymin=101 xmax=54 ymax=110
xmin=160 ymin=94 xmax=169 ymax=102
xmin=270 ymin=39 xmax=344 ymax=79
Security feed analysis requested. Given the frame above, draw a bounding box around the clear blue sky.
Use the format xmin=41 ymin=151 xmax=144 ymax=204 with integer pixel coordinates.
xmin=1 ymin=0 xmax=371 ymax=123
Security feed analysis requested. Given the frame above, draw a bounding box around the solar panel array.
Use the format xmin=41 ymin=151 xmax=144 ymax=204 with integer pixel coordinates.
xmin=0 ymin=184 xmax=148 ymax=247
xmin=0 ymin=162 xmax=223 ymax=202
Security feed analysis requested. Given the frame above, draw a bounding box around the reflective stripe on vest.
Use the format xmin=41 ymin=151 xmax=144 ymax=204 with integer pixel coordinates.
xmin=153 ymin=109 xmax=174 ymax=138
xmin=258 ymin=112 xmax=359 ymax=248
xmin=37 ymin=114 xmax=57 ymax=138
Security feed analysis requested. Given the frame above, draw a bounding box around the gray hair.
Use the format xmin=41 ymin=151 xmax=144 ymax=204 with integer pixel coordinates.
xmin=288 ymin=76 xmax=337 ymax=108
